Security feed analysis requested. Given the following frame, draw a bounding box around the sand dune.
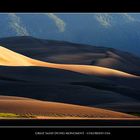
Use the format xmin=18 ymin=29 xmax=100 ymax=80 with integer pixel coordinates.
xmin=47 ymin=53 xmax=106 ymax=64
xmin=0 ymin=46 xmax=138 ymax=78
xmin=1 ymin=36 xmax=140 ymax=76
xmin=92 ymin=51 xmax=140 ymax=75
xmin=0 ymin=96 xmax=137 ymax=118
xmin=95 ymin=102 xmax=140 ymax=113
xmin=1 ymin=65 xmax=138 ymax=110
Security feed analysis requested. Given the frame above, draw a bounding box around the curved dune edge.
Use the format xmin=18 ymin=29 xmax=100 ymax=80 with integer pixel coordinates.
xmin=0 ymin=96 xmax=137 ymax=119
xmin=0 ymin=46 xmax=139 ymax=78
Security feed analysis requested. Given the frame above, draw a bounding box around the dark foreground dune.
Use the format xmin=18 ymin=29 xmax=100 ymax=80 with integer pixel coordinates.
xmin=0 ymin=96 xmax=137 ymax=119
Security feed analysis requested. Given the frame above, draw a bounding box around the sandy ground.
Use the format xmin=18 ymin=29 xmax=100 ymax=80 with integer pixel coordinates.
xmin=0 ymin=96 xmax=138 ymax=119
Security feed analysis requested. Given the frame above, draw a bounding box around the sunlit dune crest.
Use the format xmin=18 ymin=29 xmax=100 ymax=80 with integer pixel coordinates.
xmin=0 ymin=46 xmax=34 ymax=66
xmin=0 ymin=46 xmax=139 ymax=78
xmin=0 ymin=96 xmax=137 ymax=118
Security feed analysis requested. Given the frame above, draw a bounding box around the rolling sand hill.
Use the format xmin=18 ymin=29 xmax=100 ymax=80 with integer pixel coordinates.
xmin=0 ymin=66 xmax=139 ymax=108
xmin=0 ymin=96 xmax=137 ymax=119
xmin=0 ymin=36 xmax=140 ymax=75
xmin=0 ymin=46 xmax=138 ymax=78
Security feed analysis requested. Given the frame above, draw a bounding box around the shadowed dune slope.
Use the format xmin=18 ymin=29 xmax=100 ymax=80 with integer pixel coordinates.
xmin=0 ymin=66 xmax=139 ymax=110
xmin=95 ymin=102 xmax=140 ymax=113
xmin=0 ymin=46 xmax=138 ymax=78
xmin=0 ymin=96 xmax=137 ymax=118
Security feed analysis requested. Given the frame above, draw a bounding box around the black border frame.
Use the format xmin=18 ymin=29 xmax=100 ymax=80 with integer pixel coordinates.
xmin=0 ymin=0 xmax=140 ymax=137
xmin=0 ymin=0 xmax=140 ymax=12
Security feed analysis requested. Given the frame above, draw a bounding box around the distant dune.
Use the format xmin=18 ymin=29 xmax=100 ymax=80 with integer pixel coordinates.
xmin=1 ymin=36 xmax=140 ymax=75
xmin=0 ymin=46 xmax=138 ymax=78
xmin=0 ymin=96 xmax=137 ymax=119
